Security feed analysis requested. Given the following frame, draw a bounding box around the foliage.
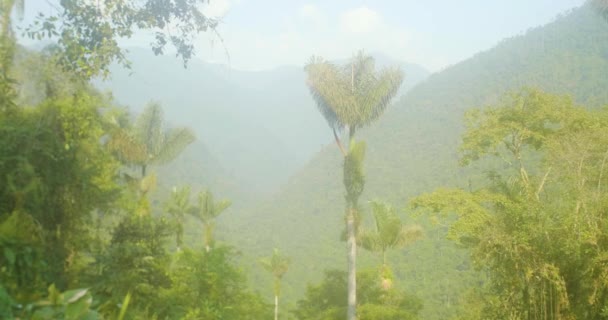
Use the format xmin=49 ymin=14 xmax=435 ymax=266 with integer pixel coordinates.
xmin=162 ymin=246 xmax=272 ymax=320
xmin=360 ymin=200 xmax=423 ymax=263
xmin=305 ymin=51 xmax=404 ymax=132
xmin=94 ymin=214 xmax=172 ymax=318
xmin=164 ymin=185 xmax=193 ymax=250
xmin=260 ymin=248 xmax=291 ymax=296
xmin=0 ymin=92 xmax=122 ymax=295
xmin=24 ymin=0 xmax=222 ymax=78
xmin=108 ymin=101 xmax=195 ymax=178
xmin=188 ymin=189 xmax=231 ymax=251
xmin=292 ymin=269 xmax=422 ymax=320
xmin=27 ymin=285 xmax=100 ymax=320
xmin=411 ymin=89 xmax=608 ymax=319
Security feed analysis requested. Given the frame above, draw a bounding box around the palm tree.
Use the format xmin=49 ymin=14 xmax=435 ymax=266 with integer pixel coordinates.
xmin=1 ymin=0 xmax=24 ymax=110
xmin=1 ymin=0 xmax=24 ymax=38
xmin=188 ymin=190 xmax=231 ymax=252
xmin=165 ymin=185 xmax=193 ymax=251
xmin=359 ymin=200 xmax=423 ymax=290
xmin=108 ymin=102 xmax=196 ymax=178
xmin=305 ymin=51 xmax=403 ymax=320
xmin=260 ymin=248 xmax=290 ymax=320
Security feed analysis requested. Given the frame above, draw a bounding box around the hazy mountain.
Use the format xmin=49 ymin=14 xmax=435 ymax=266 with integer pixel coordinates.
xmin=96 ymin=50 xmax=430 ymax=195
xmin=217 ymin=4 xmax=608 ymax=319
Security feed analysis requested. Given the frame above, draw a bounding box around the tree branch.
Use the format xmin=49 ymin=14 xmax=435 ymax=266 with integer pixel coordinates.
xmin=333 ymin=128 xmax=346 ymax=157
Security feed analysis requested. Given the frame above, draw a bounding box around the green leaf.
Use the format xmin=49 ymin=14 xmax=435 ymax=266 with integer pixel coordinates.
xmin=62 ymin=288 xmax=89 ymax=303
xmin=3 ymin=248 xmax=15 ymax=265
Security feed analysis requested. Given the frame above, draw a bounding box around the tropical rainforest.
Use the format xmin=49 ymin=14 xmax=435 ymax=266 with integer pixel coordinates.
xmin=2 ymin=0 xmax=608 ymax=319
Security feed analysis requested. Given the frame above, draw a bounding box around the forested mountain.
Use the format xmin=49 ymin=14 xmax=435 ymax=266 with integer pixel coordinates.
xmin=218 ymin=5 xmax=608 ymax=319
xmin=97 ymin=50 xmax=430 ymax=195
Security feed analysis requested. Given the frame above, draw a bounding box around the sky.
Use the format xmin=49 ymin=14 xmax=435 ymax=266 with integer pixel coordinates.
xmin=20 ymin=0 xmax=586 ymax=72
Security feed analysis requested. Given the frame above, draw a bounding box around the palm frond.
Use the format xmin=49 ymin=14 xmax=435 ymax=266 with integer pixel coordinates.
xmin=189 ymin=190 xmax=231 ymax=222
xmin=305 ymin=52 xmax=404 ymax=131
xmin=358 ymin=67 xmax=404 ymax=127
xmin=151 ymin=127 xmax=196 ymax=165
xmin=395 ymin=224 xmax=424 ymax=247
xmin=305 ymin=58 xmax=348 ymax=130
xmin=358 ymin=228 xmax=381 ymax=252
xmin=134 ymin=102 xmax=164 ymax=157
xmin=165 ymin=185 xmax=192 ymax=218
xmin=214 ymin=199 xmax=232 ymax=216
xmin=107 ymin=128 xmax=148 ymax=164
xmin=367 ymin=200 xmax=423 ymax=252
xmin=260 ymin=248 xmax=291 ymax=279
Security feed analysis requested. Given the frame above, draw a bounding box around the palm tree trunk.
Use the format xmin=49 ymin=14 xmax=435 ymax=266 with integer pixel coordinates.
xmin=274 ymin=294 xmax=279 ymax=320
xmin=347 ymin=206 xmax=357 ymax=320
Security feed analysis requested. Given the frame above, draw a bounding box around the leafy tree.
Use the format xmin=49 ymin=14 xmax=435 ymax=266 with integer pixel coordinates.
xmin=359 ymin=200 xmax=422 ymax=290
xmin=108 ymin=102 xmax=195 ymax=178
xmin=0 ymin=92 xmax=123 ymax=295
xmin=24 ymin=0 xmax=223 ymax=78
xmin=292 ymin=269 xmax=422 ymax=320
xmin=260 ymin=248 xmax=290 ymax=320
xmin=189 ymin=190 xmax=231 ymax=252
xmin=164 ymin=185 xmax=193 ymax=251
xmin=25 ymin=285 xmax=100 ymax=320
xmin=0 ymin=0 xmax=24 ymax=111
xmin=162 ymin=247 xmax=272 ymax=320
xmin=411 ymin=88 xmax=608 ymax=319
xmin=94 ymin=214 xmax=173 ymax=318
xmin=305 ymin=51 xmax=403 ymax=320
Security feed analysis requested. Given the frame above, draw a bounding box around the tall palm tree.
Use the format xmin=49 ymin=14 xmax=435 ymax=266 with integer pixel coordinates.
xmin=1 ymin=0 xmax=24 ymax=110
xmin=1 ymin=0 xmax=24 ymax=38
xmin=108 ymin=102 xmax=196 ymax=178
xmin=359 ymin=200 xmax=423 ymax=290
xmin=165 ymin=185 xmax=193 ymax=251
xmin=305 ymin=51 xmax=403 ymax=320
xmin=260 ymin=248 xmax=290 ymax=320
xmin=188 ymin=190 xmax=231 ymax=252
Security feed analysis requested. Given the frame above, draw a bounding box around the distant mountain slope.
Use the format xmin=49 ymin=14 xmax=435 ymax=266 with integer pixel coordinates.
xmin=220 ymin=5 xmax=608 ymax=319
xmin=96 ymin=51 xmax=430 ymax=195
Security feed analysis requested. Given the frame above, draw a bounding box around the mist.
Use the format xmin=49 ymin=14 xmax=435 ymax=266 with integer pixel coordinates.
xmin=3 ymin=1 xmax=608 ymax=319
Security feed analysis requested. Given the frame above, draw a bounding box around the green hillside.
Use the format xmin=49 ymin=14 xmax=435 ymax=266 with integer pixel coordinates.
xmin=220 ymin=5 xmax=608 ymax=319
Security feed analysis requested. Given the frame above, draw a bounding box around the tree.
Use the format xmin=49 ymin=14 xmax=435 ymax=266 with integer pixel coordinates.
xmin=0 ymin=92 xmax=123 ymax=294
xmin=189 ymin=190 xmax=231 ymax=252
xmin=259 ymin=248 xmax=290 ymax=320
xmin=108 ymin=102 xmax=195 ymax=178
xmin=165 ymin=247 xmax=272 ymax=320
xmin=24 ymin=0 xmax=224 ymax=79
xmin=305 ymin=51 xmax=403 ymax=320
xmin=411 ymin=88 xmax=608 ymax=319
xmin=165 ymin=185 xmax=193 ymax=251
xmin=359 ymin=200 xmax=422 ymax=290
xmin=0 ymin=0 xmax=24 ymax=111
xmin=292 ymin=269 xmax=422 ymax=320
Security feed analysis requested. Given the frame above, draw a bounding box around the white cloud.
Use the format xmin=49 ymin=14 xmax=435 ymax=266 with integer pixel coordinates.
xmin=300 ymin=4 xmax=322 ymax=21
xmin=340 ymin=7 xmax=382 ymax=34
xmin=202 ymin=0 xmax=234 ymax=19
xmin=192 ymin=4 xmax=435 ymax=72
